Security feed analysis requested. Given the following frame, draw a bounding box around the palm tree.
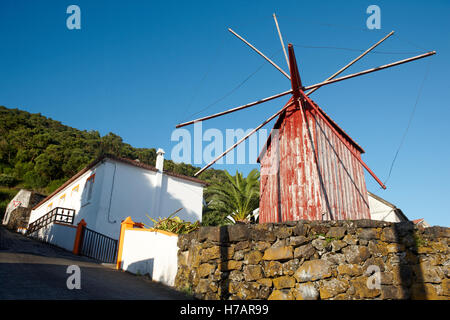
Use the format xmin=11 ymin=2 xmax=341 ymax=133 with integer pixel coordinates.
xmin=205 ymin=169 xmax=260 ymax=224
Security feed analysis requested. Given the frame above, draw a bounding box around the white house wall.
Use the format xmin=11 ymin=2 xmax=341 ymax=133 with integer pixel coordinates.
xmin=368 ymin=194 xmax=401 ymax=223
xmin=29 ymin=223 xmax=77 ymax=252
xmin=159 ymin=175 xmax=204 ymax=223
xmin=120 ymin=229 xmax=178 ymax=287
xmin=93 ymin=160 xmax=203 ymax=239
xmin=29 ymin=158 xmax=204 ymax=241
xmin=94 ymin=160 xmax=157 ymax=239
xmin=28 ymin=161 xmax=106 ymax=228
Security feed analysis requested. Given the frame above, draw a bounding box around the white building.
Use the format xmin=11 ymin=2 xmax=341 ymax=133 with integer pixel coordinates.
xmin=28 ymin=150 xmax=206 ymax=239
xmin=367 ymin=191 xmax=409 ymax=223
xmin=412 ymin=218 xmax=430 ymax=228
xmin=2 ymin=189 xmax=45 ymax=231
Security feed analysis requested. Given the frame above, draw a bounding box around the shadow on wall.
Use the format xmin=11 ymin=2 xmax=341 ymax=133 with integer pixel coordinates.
xmin=74 ymin=175 xmax=93 ymax=226
xmin=126 ymin=258 xmax=154 ymax=278
xmin=159 ymin=174 xmax=202 ymax=223
xmin=219 ymin=226 xmax=230 ymax=300
xmin=392 ymin=222 xmax=424 ymax=299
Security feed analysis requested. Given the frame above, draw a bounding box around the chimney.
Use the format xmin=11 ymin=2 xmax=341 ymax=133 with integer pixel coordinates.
xmin=156 ymin=148 xmax=165 ymax=172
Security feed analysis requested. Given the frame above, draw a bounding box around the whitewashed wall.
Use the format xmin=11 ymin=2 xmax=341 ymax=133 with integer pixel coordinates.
xmin=120 ymin=229 xmax=178 ymax=286
xmin=2 ymin=189 xmax=32 ymax=225
xmin=28 ymin=162 xmax=107 ymax=228
xmin=93 ymin=160 xmax=203 ymax=239
xmin=29 ymin=158 xmax=204 ymax=241
xmin=368 ymin=193 xmax=402 ymax=222
xmin=29 ymin=223 xmax=77 ymax=252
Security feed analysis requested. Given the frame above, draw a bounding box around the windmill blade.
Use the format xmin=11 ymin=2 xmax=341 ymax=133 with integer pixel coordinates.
xmin=194 ymin=101 xmax=295 ymax=176
xmin=177 ymin=31 xmax=398 ymax=129
xmin=228 ymin=28 xmax=291 ymax=80
xmin=298 ymin=89 xmax=387 ymax=189
xmin=273 ymin=13 xmax=290 ymax=71
xmin=306 ymin=30 xmax=395 ymax=96
xmin=176 ymin=89 xmax=293 ymax=128
xmin=303 ymin=51 xmax=436 ymax=92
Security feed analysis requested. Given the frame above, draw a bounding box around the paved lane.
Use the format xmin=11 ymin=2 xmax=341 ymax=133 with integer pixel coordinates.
xmin=0 ymin=226 xmax=189 ymax=300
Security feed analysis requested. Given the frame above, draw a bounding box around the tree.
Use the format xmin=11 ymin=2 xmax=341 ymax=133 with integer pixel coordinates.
xmin=0 ymin=105 xmax=247 ymax=215
xmin=204 ymin=169 xmax=260 ymax=224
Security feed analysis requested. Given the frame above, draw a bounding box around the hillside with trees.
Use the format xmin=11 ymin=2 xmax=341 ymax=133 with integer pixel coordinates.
xmin=0 ymin=105 xmax=257 ymax=225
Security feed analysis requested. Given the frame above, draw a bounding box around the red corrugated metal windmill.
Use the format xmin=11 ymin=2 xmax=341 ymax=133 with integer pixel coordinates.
xmin=176 ymin=14 xmax=435 ymax=223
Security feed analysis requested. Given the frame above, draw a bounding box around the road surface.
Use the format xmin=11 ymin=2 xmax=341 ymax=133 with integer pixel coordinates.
xmin=0 ymin=226 xmax=189 ymax=300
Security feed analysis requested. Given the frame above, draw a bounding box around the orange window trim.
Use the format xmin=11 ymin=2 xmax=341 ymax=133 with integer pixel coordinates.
xmin=87 ymin=173 xmax=96 ymax=182
xmin=72 ymin=184 xmax=79 ymax=192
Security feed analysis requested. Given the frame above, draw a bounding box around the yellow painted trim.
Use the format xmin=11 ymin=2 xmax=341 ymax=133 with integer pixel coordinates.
xmin=73 ymin=219 xmax=87 ymax=255
xmin=60 ymin=193 xmax=66 ymax=199
xmin=128 ymin=227 xmax=178 ymax=237
xmin=72 ymin=184 xmax=79 ymax=192
xmin=116 ymin=217 xmax=135 ymax=270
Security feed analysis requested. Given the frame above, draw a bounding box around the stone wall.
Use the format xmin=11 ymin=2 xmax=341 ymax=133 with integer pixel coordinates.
xmin=175 ymin=220 xmax=449 ymax=300
xmin=4 ymin=190 xmax=45 ymax=229
xmin=7 ymin=207 xmax=32 ymax=230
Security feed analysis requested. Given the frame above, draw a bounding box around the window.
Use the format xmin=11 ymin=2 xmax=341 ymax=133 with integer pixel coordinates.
xmin=71 ymin=184 xmax=79 ymax=195
xmin=59 ymin=194 xmax=66 ymax=206
xmin=85 ymin=174 xmax=95 ymax=202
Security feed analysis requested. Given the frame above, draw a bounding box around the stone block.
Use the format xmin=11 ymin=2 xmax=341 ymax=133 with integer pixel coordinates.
xmin=268 ymin=289 xmax=294 ymax=300
xmin=357 ymin=228 xmax=379 ymax=241
xmin=257 ymin=278 xmax=273 ymax=288
xmin=243 ymin=265 xmax=264 ymax=281
xmin=294 ymin=243 xmax=315 ymax=259
xmin=293 ymin=282 xmax=319 ymax=300
xmin=337 ymin=264 xmax=363 ymax=276
xmin=274 ymin=226 xmax=293 ymax=239
xmin=198 ymin=263 xmax=216 ymax=278
xmin=218 ymin=260 xmax=242 ymax=272
xmin=381 ymin=228 xmax=399 ymax=243
xmin=263 ymin=260 xmax=283 ymax=277
xmin=326 ymin=227 xmax=346 ymax=239
xmin=319 ymin=278 xmax=349 ymax=299
xmin=288 ymin=235 xmax=308 ymax=247
xmin=342 ymin=245 xmax=371 ymax=264
xmin=282 ymin=259 xmax=300 ymax=276
xmin=351 ymin=276 xmax=380 ymax=298
xmin=273 ymin=276 xmax=296 ymax=289
xmin=263 ymin=246 xmax=293 ymax=261
xmin=243 ymin=250 xmax=263 ymax=265
xmin=227 ymin=224 xmax=250 ymax=242
xmin=294 ymin=260 xmax=332 ymax=282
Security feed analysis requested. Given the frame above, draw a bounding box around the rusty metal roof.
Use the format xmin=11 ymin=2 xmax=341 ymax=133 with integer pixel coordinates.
xmin=258 ymin=97 xmax=365 ymax=163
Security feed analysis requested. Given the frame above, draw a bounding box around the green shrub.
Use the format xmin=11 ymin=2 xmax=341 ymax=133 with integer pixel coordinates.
xmin=145 ymin=210 xmax=200 ymax=235
xmin=0 ymin=174 xmax=17 ymax=187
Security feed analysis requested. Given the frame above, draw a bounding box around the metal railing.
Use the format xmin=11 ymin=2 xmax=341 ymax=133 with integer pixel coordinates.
xmin=27 ymin=207 xmax=75 ymax=235
xmin=80 ymin=227 xmax=118 ymax=263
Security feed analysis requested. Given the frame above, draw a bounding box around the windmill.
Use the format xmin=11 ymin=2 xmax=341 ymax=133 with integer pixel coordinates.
xmin=176 ymin=14 xmax=435 ymax=223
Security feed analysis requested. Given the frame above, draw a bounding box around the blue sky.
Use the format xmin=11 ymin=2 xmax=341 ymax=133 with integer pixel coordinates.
xmin=0 ymin=0 xmax=449 ymax=226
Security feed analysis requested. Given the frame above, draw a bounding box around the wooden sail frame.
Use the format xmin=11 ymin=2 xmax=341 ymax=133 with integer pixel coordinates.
xmin=175 ymin=15 xmax=436 ymax=187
